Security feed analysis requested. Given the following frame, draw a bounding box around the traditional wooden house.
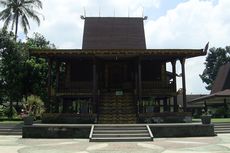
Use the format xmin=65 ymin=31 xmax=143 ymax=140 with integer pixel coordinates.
xmin=30 ymin=17 xmax=208 ymax=123
xmin=189 ymin=63 xmax=230 ymax=117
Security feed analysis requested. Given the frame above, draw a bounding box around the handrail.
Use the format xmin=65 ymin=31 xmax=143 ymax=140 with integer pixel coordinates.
xmin=89 ymin=125 xmax=94 ymax=141
xmin=146 ymin=125 xmax=154 ymax=141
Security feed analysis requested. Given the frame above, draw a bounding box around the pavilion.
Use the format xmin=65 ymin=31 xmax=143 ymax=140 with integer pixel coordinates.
xmin=30 ymin=17 xmax=208 ymax=123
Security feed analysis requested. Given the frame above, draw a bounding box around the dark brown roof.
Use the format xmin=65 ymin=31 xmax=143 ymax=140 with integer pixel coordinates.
xmin=177 ymin=94 xmax=207 ymax=106
xmin=82 ymin=17 xmax=146 ymax=49
xmin=211 ymin=63 xmax=230 ymax=94
xmin=30 ymin=48 xmax=206 ymax=60
xmin=188 ymin=89 xmax=230 ymax=104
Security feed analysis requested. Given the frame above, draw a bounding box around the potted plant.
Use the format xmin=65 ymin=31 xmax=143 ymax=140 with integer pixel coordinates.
xmin=201 ymin=110 xmax=212 ymax=124
xmin=22 ymin=111 xmax=34 ymax=125
xmin=21 ymin=95 xmax=44 ymax=125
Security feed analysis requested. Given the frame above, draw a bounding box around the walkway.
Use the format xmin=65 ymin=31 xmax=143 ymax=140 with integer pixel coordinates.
xmin=0 ymin=134 xmax=230 ymax=153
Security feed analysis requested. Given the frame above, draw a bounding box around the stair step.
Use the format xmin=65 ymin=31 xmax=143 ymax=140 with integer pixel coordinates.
xmin=214 ymin=127 xmax=230 ymax=129
xmin=0 ymin=131 xmax=22 ymax=135
xmin=90 ymin=137 xmax=152 ymax=142
xmin=90 ymin=125 xmax=153 ymax=142
xmin=215 ymin=131 xmax=230 ymax=133
xmin=214 ymin=123 xmax=230 ymax=133
xmin=94 ymin=130 xmax=148 ymax=133
xmin=95 ymin=127 xmax=146 ymax=130
xmin=93 ymin=133 xmax=150 ymax=137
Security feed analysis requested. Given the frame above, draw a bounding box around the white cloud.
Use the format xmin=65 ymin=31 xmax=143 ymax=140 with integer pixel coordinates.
xmin=1 ymin=0 xmax=229 ymax=94
xmin=148 ymin=0 xmax=230 ymax=94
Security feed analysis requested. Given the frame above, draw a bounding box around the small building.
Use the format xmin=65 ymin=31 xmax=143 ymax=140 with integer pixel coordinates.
xmin=30 ymin=17 xmax=207 ymax=123
xmin=189 ymin=63 xmax=230 ymax=117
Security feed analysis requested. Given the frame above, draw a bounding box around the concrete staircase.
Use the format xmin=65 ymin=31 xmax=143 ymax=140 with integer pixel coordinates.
xmin=0 ymin=123 xmax=22 ymax=135
xmin=214 ymin=123 xmax=230 ymax=134
xmin=98 ymin=92 xmax=137 ymax=124
xmin=89 ymin=124 xmax=153 ymax=142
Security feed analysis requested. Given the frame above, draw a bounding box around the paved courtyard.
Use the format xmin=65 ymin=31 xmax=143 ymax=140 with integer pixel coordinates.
xmin=0 ymin=134 xmax=230 ymax=153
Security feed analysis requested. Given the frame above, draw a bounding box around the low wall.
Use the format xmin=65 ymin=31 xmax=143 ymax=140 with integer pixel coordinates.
xmin=23 ymin=123 xmax=215 ymax=138
xmin=42 ymin=113 xmax=97 ymax=124
xmin=22 ymin=124 xmax=91 ymax=138
xmin=149 ymin=123 xmax=216 ymax=138
xmin=139 ymin=112 xmax=192 ymax=123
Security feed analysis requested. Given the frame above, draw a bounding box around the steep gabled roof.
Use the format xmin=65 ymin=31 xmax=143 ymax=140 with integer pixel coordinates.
xmin=211 ymin=63 xmax=230 ymax=94
xmin=82 ymin=17 xmax=146 ymax=49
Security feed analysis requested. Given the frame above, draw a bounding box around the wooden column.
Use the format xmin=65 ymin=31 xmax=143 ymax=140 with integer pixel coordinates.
xmin=163 ymin=98 xmax=168 ymax=112
xmin=180 ymin=58 xmax=187 ymax=112
xmin=204 ymin=101 xmax=207 ymax=112
xmin=55 ymin=61 xmax=60 ymax=113
xmin=224 ymin=98 xmax=228 ymax=117
xmin=105 ymin=64 xmax=108 ymax=89
xmin=135 ymin=66 xmax=139 ymax=113
xmin=47 ymin=59 xmax=52 ymax=113
xmin=171 ymin=60 xmax=178 ymax=112
xmin=56 ymin=61 xmax=60 ymax=92
xmin=93 ymin=58 xmax=97 ymax=113
xmin=138 ymin=57 xmax=142 ymax=105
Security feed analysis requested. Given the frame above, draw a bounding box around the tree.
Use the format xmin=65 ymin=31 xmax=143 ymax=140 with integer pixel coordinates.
xmin=200 ymin=46 xmax=230 ymax=90
xmin=0 ymin=0 xmax=43 ymax=40
xmin=22 ymin=33 xmax=55 ymax=102
xmin=0 ymin=28 xmax=24 ymax=118
xmin=0 ymin=29 xmax=55 ymax=118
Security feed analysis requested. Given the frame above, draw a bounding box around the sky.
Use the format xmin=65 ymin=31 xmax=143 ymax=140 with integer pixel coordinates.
xmin=1 ymin=0 xmax=230 ymax=94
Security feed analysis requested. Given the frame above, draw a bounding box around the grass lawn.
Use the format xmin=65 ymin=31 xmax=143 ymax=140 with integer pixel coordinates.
xmin=0 ymin=117 xmax=23 ymax=124
xmin=0 ymin=120 xmax=23 ymax=124
xmin=211 ymin=118 xmax=230 ymax=123
xmin=193 ymin=118 xmax=230 ymax=123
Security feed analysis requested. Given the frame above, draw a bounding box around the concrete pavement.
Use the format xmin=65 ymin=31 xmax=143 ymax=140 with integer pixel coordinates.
xmin=0 ymin=134 xmax=230 ymax=153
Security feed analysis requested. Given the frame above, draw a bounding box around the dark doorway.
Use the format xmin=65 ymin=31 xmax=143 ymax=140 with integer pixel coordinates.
xmin=108 ymin=63 xmax=124 ymax=89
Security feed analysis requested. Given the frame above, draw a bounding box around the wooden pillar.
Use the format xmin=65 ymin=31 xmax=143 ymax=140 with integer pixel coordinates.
xmin=105 ymin=64 xmax=108 ymax=89
xmin=135 ymin=66 xmax=139 ymax=113
xmin=93 ymin=58 xmax=97 ymax=114
xmin=56 ymin=61 xmax=60 ymax=92
xmin=47 ymin=59 xmax=52 ymax=113
xmin=138 ymin=57 xmax=142 ymax=106
xmin=55 ymin=61 xmax=60 ymax=113
xmin=204 ymin=101 xmax=207 ymax=112
xmin=180 ymin=58 xmax=187 ymax=112
xmin=224 ymin=98 xmax=228 ymax=117
xmin=171 ymin=60 xmax=178 ymax=112
xmin=163 ymin=98 xmax=168 ymax=112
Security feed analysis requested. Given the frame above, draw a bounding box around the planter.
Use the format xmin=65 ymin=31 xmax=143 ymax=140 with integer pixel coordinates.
xmin=201 ymin=115 xmax=211 ymax=124
xmin=23 ymin=116 xmax=34 ymax=125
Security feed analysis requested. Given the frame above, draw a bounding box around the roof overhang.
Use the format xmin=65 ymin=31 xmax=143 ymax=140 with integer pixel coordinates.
xmin=30 ymin=48 xmax=207 ymax=61
xmin=188 ymin=89 xmax=230 ymax=105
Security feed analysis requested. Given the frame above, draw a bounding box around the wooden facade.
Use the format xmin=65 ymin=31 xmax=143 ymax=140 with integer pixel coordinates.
xmin=30 ymin=17 xmax=207 ymax=123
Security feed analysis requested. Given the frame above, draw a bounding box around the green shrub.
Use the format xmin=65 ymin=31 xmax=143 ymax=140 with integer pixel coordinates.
xmin=0 ymin=105 xmax=5 ymax=117
xmin=22 ymin=95 xmax=44 ymax=119
xmin=4 ymin=106 xmax=17 ymax=118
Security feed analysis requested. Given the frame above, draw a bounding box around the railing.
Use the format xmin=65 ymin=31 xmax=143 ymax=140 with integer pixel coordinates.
xmin=142 ymin=81 xmax=175 ymax=96
xmin=57 ymin=81 xmax=93 ymax=95
xmin=42 ymin=113 xmax=97 ymax=124
xmin=142 ymin=81 xmax=174 ymax=90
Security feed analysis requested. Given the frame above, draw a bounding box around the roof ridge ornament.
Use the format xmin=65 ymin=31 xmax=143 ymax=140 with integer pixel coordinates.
xmin=204 ymin=42 xmax=209 ymax=53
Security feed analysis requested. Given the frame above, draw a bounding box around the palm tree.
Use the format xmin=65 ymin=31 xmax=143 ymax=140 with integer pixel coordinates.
xmin=0 ymin=0 xmax=43 ymax=40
